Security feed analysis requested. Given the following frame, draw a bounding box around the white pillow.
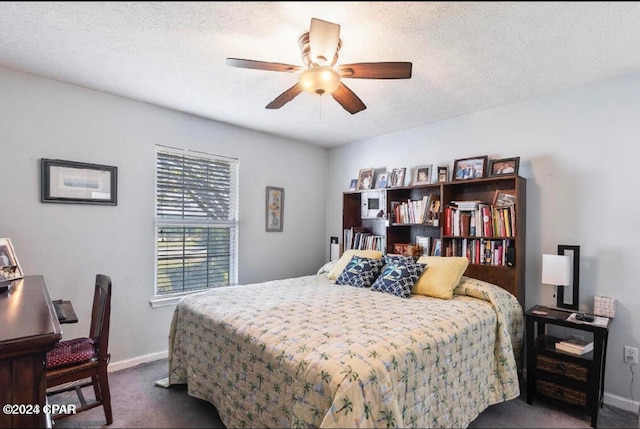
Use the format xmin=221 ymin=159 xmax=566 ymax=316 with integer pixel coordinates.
xmin=317 ymin=260 xmax=337 ymax=276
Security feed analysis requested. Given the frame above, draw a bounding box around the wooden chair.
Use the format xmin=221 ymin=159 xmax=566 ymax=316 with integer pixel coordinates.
xmin=46 ymin=274 xmax=113 ymax=425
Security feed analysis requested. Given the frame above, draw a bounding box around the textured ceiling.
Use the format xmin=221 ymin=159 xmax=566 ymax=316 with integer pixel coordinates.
xmin=1 ymin=2 xmax=640 ymax=147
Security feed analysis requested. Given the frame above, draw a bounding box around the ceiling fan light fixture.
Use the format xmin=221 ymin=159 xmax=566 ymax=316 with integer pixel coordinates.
xmin=299 ymin=66 xmax=340 ymax=95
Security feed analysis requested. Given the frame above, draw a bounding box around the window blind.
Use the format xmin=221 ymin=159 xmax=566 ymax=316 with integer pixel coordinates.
xmin=155 ymin=147 xmax=238 ymax=295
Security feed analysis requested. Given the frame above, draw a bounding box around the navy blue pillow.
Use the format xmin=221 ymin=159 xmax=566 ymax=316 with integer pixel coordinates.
xmin=383 ymin=254 xmax=417 ymax=266
xmin=371 ymin=261 xmax=426 ymax=298
xmin=335 ymin=255 xmax=384 ymax=288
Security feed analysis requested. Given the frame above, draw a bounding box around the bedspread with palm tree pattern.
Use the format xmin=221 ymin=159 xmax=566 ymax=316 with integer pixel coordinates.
xmin=168 ymin=275 xmax=523 ymax=428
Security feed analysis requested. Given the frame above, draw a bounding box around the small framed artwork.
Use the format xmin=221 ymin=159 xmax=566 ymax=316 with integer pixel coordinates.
xmin=266 ymin=186 xmax=284 ymax=232
xmin=493 ymin=190 xmax=517 ymax=207
xmin=41 ymin=158 xmax=118 ymax=205
xmin=375 ymin=172 xmax=389 ymax=189
xmin=390 ymin=168 xmax=407 ymax=188
xmin=413 ymin=165 xmax=432 ymax=185
xmin=349 ymin=179 xmax=358 ymax=191
xmin=0 ymin=238 xmax=24 ymax=286
xmin=393 ymin=243 xmax=410 ymax=255
xmin=453 ymin=156 xmax=488 ymax=181
xmin=437 ymin=166 xmax=449 ymax=183
xmin=357 ymin=168 xmax=375 ymax=191
xmin=431 ymin=239 xmax=442 ymax=257
xmin=488 ymin=156 xmax=520 ymax=177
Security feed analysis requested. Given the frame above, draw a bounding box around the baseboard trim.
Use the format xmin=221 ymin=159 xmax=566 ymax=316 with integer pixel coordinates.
xmin=108 ymin=350 xmax=168 ymax=373
xmin=603 ymin=391 xmax=640 ymax=413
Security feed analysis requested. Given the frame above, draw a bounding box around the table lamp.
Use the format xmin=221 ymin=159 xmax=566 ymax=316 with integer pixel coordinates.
xmin=542 ymin=253 xmax=573 ymax=310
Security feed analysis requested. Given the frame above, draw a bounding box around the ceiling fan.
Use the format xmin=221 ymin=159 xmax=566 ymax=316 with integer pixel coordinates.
xmin=226 ymin=18 xmax=412 ymax=114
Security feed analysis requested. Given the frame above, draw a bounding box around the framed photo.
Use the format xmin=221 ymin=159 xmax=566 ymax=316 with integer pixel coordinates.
xmin=349 ymin=179 xmax=357 ymax=191
xmin=389 ymin=168 xmax=407 ymax=188
xmin=493 ymin=190 xmax=517 ymax=207
xmin=41 ymin=158 xmax=118 ymax=205
xmin=413 ymin=165 xmax=432 ymax=185
xmin=375 ymin=172 xmax=389 ymax=189
xmin=453 ymin=156 xmax=488 ymax=181
xmin=488 ymin=156 xmax=520 ymax=177
xmin=357 ymin=168 xmax=375 ymax=191
xmin=431 ymin=239 xmax=442 ymax=257
xmin=0 ymin=238 xmax=23 ymax=284
xmin=266 ymin=186 xmax=284 ymax=232
xmin=437 ymin=166 xmax=449 ymax=183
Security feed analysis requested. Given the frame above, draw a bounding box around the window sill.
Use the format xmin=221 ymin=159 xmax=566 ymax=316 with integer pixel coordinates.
xmin=149 ymin=294 xmax=189 ymax=308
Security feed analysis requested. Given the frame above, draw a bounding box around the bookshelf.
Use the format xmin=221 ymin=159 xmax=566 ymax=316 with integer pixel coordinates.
xmin=342 ymin=175 xmax=526 ymax=306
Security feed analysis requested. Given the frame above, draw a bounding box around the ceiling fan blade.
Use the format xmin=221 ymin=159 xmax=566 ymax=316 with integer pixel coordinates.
xmin=226 ymin=58 xmax=302 ymax=73
xmin=266 ymin=83 xmax=303 ymax=110
xmin=332 ymin=83 xmax=366 ymax=114
xmin=339 ymin=62 xmax=412 ymax=79
xmin=309 ymin=18 xmax=340 ymax=66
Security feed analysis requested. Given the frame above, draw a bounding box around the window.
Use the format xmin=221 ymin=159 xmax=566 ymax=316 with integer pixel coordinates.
xmin=153 ymin=146 xmax=238 ymax=305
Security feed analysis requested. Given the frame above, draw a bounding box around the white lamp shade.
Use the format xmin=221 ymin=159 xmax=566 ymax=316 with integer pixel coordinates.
xmin=542 ymin=254 xmax=572 ymax=285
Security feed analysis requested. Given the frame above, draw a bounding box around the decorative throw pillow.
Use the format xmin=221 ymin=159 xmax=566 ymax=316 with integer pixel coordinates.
xmin=327 ymin=249 xmax=383 ymax=280
xmin=335 ymin=256 xmax=384 ymax=288
xmin=412 ymin=256 xmax=469 ymax=299
xmin=371 ymin=260 xmax=425 ymax=298
xmin=383 ymin=254 xmax=417 ymax=266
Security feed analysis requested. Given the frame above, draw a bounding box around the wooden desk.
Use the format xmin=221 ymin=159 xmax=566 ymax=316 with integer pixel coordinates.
xmin=0 ymin=275 xmax=62 ymax=428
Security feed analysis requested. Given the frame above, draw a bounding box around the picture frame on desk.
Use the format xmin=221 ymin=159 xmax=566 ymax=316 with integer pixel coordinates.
xmin=488 ymin=156 xmax=520 ymax=177
xmin=41 ymin=158 xmax=118 ymax=205
xmin=453 ymin=156 xmax=488 ymax=181
xmin=0 ymin=238 xmax=23 ymax=286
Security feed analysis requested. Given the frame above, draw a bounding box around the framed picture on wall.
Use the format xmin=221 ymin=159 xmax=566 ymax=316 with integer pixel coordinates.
xmin=41 ymin=158 xmax=118 ymax=205
xmin=266 ymin=186 xmax=284 ymax=232
xmin=453 ymin=156 xmax=488 ymax=181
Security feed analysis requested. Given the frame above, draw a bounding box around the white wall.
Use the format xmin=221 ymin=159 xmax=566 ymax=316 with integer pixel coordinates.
xmin=327 ymin=72 xmax=640 ymax=410
xmin=0 ymin=66 xmax=328 ymax=366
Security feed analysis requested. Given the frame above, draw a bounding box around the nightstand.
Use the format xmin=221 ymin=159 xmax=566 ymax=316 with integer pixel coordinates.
xmin=525 ymin=305 xmax=610 ymax=428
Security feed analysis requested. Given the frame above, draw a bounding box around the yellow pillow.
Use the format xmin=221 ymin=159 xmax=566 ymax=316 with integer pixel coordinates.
xmin=412 ymin=256 xmax=469 ymax=299
xmin=327 ymin=249 xmax=383 ymax=280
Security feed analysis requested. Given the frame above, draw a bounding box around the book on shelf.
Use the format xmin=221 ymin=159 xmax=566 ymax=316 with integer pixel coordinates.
xmin=555 ymin=335 xmax=594 ymax=355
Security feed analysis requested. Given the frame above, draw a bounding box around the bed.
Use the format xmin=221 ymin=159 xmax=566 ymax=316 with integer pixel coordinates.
xmin=168 ymin=254 xmax=524 ymax=428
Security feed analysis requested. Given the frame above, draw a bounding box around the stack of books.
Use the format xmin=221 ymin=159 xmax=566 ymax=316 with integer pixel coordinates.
xmin=555 ymin=335 xmax=594 ymax=355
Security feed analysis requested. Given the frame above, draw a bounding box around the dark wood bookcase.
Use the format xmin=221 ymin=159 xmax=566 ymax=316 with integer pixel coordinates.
xmin=342 ymin=175 xmax=526 ymax=307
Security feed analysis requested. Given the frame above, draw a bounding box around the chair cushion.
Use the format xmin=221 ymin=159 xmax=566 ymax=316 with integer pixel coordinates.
xmin=47 ymin=337 xmax=96 ymax=369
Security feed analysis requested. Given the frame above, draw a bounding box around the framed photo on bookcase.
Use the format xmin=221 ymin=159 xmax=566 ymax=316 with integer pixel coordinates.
xmin=453 ymin=156 xmax=487 ymax=181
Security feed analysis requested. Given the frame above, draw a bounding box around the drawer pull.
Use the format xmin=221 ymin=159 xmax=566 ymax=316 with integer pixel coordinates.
xmin=555 ymin=387 xmax=564 ymax=397
xmin=556 ymin=363 xmax=566 ymax=372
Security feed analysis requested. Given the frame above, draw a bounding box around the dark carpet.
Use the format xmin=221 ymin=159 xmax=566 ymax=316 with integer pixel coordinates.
xmin=50 ymin=359 xmax=637 ymax=428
